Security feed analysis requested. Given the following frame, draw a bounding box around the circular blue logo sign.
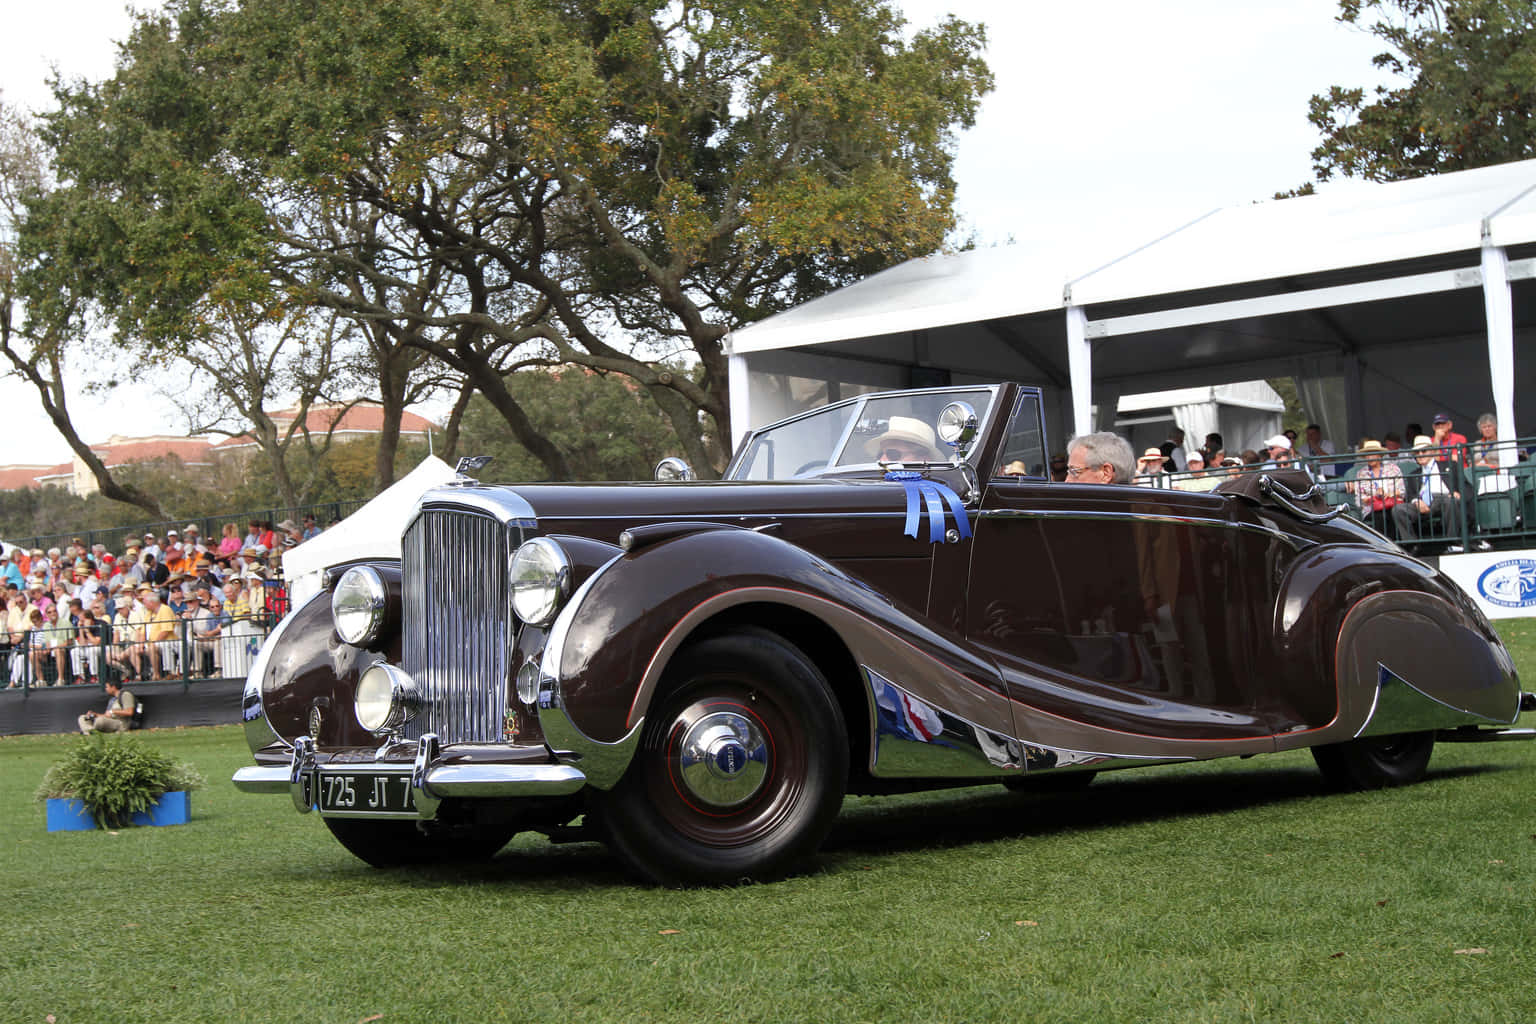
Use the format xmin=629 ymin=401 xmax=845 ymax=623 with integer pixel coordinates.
xmin=1477 ymin=558 xmax=1536 ymax=609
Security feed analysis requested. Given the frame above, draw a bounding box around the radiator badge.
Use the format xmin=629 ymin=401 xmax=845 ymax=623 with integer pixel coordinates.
xmin=308 ymin=706 xmax=323 ymax=739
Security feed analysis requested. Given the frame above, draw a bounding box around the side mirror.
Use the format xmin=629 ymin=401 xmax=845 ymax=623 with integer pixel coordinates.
xmin=654 ymin=457 xmax=695 ymax=482
xmin=936 ymin=402 xmax=979 ymax=464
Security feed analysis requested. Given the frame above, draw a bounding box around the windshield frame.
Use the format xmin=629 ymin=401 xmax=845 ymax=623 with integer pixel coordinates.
xmin=725 ymin=384 xmax=1004 ymax=481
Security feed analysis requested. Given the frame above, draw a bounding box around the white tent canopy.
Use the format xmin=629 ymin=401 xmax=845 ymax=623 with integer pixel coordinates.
xmin=727 ymin=159 xmax=1536 ymax=454
xmin=282 ymin=456 xmax=458 ymax=606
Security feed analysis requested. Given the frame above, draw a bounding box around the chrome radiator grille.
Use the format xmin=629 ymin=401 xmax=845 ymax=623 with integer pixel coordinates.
xmin=401 ymin=507 xmax=520 ymax=745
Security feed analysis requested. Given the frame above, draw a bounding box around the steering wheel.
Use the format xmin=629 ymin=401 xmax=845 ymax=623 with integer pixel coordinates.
xmin=793 ymin=459 xmax=828 ymax=476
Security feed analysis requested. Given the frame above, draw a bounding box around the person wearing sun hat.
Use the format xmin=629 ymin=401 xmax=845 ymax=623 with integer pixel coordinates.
xmin=1135 ymin=447 xmax=1169 ymax=487
xmin=864 ymin=416 xmax=939 ymax=465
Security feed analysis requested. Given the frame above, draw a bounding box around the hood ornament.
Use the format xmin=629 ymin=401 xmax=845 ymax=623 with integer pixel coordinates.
xmin=454 ymin=455 xmax=493 ymax=483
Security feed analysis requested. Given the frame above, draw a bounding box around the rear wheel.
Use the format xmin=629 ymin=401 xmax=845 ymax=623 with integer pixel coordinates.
xmin=1311 ymin=732 xmax=1434 ymax=790
xmin=592 ymin=627 xmax=848 ymax=886
xmin=322 ymin=817 xmax=517 ymax=868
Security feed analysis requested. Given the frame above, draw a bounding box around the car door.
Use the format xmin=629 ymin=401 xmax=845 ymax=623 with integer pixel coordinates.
xmin=965 ymin=441 xmax=1271 ymax=742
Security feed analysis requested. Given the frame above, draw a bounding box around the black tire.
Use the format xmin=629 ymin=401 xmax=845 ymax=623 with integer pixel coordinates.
xmin=591 ymin=627 xmax=848 ymax=886
xmin=1311 ymin=732 xmax=1435 ymax=791
xmin=322 ymin=817 xmax=517 ymax=868
xmin=1003 ymin=770 xmax=1097 ymax=793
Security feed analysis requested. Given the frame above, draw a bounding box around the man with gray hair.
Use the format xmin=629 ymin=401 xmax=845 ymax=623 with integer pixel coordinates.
xmin=1065 ymin=432 xmax=1136 ymax=485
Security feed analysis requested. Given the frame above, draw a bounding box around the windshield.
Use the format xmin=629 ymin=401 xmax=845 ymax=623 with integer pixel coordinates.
xmin=730 ymin=387 xmax=997 ymax=481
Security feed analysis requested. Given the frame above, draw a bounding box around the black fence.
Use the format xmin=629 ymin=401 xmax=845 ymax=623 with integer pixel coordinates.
xmin=1144 ymin=437 xmax=1536 ymax=554
xmin=2 ymin=614 xmax=275 ymax=694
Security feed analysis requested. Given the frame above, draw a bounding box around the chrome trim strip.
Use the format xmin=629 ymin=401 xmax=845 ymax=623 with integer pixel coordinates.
xmin=536 ymin=553 xmax=645 ymax=789
xmin=1436 ymin=727 xmax=1536 ymax=742
xmin=241 ymin=755 xmax=591 ymax=806
xmin=425 ymin=762 xmax=587 ymax=797
xmin=242 ymin=589 xmax=329 ymax=755
xmin=232 ymin=765 xmax=290 ymax=794
xmin=406 ymin=486 xmax=537 ymax=530
xmin=978 ymin=507 xmax=1302 ymax=544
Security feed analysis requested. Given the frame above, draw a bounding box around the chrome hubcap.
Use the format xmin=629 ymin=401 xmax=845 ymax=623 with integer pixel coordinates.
xmin=676 ymin=710 xmax=768 ymax=809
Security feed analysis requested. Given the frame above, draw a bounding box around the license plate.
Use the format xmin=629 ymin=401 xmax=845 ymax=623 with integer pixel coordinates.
xmin=316 ymin=771 xmax=417 ymax=817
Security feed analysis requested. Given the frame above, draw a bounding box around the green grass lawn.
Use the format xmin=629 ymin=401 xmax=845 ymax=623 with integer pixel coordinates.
xmin=4 ymin=621 xmax=1535 ymax=1024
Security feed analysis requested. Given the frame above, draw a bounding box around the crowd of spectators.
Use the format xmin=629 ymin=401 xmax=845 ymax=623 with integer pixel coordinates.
xmin=0 ymin=514 xmax=323 ymax=688
xmin=1127 ymin=409 xmax=1531 ymax=551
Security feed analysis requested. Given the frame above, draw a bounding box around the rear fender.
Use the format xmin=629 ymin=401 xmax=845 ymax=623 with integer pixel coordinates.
xmin=1271 ymin=546 xmax=1520 ymax=750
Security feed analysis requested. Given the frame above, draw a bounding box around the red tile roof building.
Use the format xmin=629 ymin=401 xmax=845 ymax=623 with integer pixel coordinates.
xmin=0 ymin=403 xmax=438 ymax=494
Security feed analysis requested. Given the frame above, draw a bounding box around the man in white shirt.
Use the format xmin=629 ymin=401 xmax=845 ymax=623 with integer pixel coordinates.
xmin=1392 ymin=435 xmax=1465 ymax=550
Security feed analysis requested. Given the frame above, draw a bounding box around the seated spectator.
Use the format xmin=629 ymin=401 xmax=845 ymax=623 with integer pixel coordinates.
xmin=277 ymin=519 xmax=303 ymax=549
xmin=1392 ymin=437 xmax=1466 ymax=549
xmin=1430 ymin=412 xmax=1468 ymax=465
xmin=1300 ymin=424 xmax=1338 ymax=478
xmin=1351 ymin=439 xmax=1405 ymax=527
xmin=1470 ymin=413 xmax=1517 ymax=489
xmin=1200 ymin=433 xmax=1223 ymax=466
xmin=0 ymin=550 xmax=23 ymax=590
xmin=78 ymin=679 xmax=136 ymax=734
xmin=301 ymin=515 xmax=321 ymax=542
xmin=183 ymin=523 xmax=206 ymax=556
xmin=1159 ymin=428 xmax=1187 ymax=472
xmin=72 ymin=607 xmax=108 ymax=685
xmin=25 ymin=607 xmax=57 ymax=685
xmin=218 ymin=522 xmax=242 ymax=558
xmin=193 ymin=594 xmax=223 ymax=677
xmin=1135 ymin=447 xmax=1170 ymax=487
xmin=140 ymin=585 xmax=179 ymax=679
xmin=1173 ymin=452 xmax=1221 ymax=492
xmin=106 ymin=594 xmax=138 ymax=680
xmin=1261 ymin=434 xmax=1292 ymax=468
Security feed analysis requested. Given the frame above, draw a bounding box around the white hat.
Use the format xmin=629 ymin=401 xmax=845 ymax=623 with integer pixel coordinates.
xmin=1264 ymin=434 xmax=1292 ymax=451
xmin=864 ymin=416 xmax=939 ymax=461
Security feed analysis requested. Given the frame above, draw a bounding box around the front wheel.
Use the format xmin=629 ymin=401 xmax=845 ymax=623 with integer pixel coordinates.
xmin=322 ymin=817 xmax=517 ymax=868
xmin=1311 ymin=732 xmax=1434 ymax=790
xmin=591 ymin=627 xmax=848 ymax=886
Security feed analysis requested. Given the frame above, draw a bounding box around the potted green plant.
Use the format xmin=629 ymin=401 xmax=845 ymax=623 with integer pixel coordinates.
xmin=36 ymin=734 xmax=206 ymax=831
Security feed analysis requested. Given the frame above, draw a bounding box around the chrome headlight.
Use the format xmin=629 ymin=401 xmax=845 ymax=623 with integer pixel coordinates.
xmin=510 ymin=537 xmax=571 ymax=626
xmin=355 ymin=663 xmax=422 ymax=734
xmin=331 ymin=566 xmax=387 ymax=646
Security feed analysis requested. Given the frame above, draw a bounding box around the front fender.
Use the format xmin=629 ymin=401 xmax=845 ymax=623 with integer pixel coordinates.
xmin=534 ymin=527 xmax=1010 ymax=763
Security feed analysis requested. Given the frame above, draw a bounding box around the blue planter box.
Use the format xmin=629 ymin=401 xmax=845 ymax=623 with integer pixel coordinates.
xmin=45 ymin=791 xmax=191 ymax=832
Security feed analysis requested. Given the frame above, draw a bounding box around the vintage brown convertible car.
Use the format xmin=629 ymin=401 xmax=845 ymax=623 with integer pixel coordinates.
xmin=234 ymin=383 xmax=1534 ymax=884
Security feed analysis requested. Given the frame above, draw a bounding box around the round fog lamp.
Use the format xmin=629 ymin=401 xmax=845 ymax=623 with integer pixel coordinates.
xmin=509 ymin=537 xmax=571 ymax=626
xmin=355 ymin=663 xmax=422 ymax=734
xmin=332 ymin=566 xmax=387 ymax=646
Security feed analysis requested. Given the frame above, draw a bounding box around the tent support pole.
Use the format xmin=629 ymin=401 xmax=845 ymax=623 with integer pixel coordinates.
xmin=1480 ymin=243 xmax=1517 ymax=440
xmin=727 ymin=352 xmax=751 ymax=455
xmin=1065 ymin=305 xmax=1092 ymax=438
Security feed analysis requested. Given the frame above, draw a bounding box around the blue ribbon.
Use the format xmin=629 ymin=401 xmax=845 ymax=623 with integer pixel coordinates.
xmin=886 ymin=472 xmax=972 ymax=543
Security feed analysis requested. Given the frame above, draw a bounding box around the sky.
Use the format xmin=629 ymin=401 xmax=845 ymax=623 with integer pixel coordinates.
xmin=1 ymin=0 xmax=1392 ymax=465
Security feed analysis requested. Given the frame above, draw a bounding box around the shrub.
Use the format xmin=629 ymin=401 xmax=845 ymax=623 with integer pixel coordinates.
xmin=35 ymin=734 xmax=206 ymax=829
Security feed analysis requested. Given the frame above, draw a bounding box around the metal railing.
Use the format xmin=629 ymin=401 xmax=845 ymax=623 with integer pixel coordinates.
xmin=1140 ymin=437 xmax=1536 ymax=554
xmin=2 ymin=614 xmax=275 ymax=693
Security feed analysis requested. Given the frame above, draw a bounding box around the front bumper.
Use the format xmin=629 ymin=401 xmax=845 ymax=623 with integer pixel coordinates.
xmin=232 ymin=733 xmax=587 ymax=819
